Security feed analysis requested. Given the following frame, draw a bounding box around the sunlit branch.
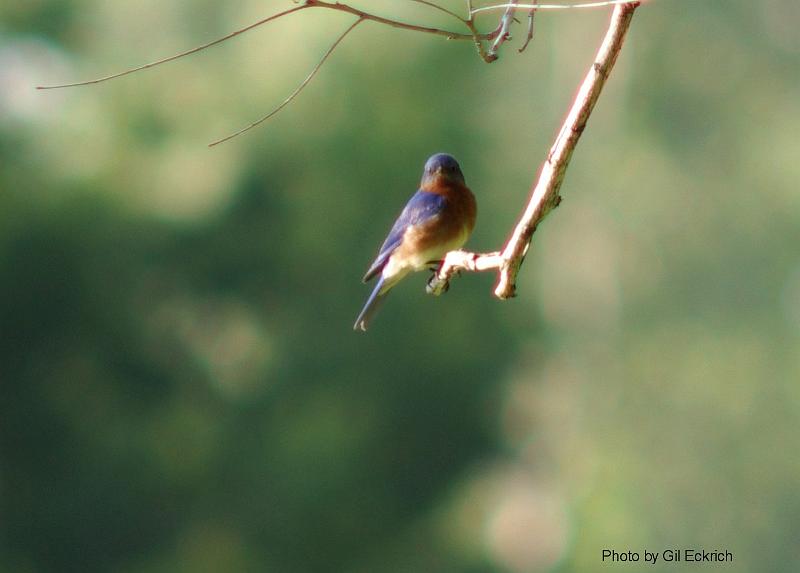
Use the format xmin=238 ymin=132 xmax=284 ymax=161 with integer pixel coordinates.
xmin=208 ymin=18 xmax=363 ymax=147
xmin=472 ymin=0 xmax=641 ymax=15
xmin=36 ymin=5 xmax=309 ymax=89
xmin=518 ymin=6 xmax=537 ymax=53
xmin=428 ymin=2 xmax=640 ymax=298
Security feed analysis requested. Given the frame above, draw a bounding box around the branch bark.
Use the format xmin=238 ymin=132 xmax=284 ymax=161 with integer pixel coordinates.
xmin=427 ymin=1 xmax=640 ymax=299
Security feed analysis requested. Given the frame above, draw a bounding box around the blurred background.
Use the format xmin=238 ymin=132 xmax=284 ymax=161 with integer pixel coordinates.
xmin=2 ymin=0 xmax=799 ymax=571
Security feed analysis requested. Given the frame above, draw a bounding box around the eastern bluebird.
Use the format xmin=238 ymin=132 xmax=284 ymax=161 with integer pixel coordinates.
xmin=354 ymin=153 xmax=477 ymax=331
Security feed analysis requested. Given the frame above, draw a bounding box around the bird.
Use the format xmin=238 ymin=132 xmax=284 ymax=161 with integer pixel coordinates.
xmin=354 ymin=153 xmax=477 ymax=331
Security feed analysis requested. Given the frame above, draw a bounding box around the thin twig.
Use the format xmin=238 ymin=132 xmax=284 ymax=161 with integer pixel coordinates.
xmin=36 ymin=5 xmax=309 ymax=89
xmin=406 ymin=0 xmax=466 ymax=22
xmin=472 ymin=0 xmax=641 ymax=15
xmin=518 ymin=6 xmax=537 ymax=53
xmin=306 ymin=0 xmax=479 ymax=40
xmin=428 ymin=2 xmax=640 ymax=298
xmin=208 ymin=17 xmax=363 ymax=147
xmin=401 ymin=0 xmax=498 ymax=61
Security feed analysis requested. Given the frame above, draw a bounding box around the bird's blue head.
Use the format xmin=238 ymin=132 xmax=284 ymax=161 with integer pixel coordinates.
xmin=421 ymin=153 xmax=465 ymax=187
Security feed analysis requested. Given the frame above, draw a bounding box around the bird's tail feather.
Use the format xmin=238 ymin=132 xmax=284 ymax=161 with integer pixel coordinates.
xmin=354 ymin=277 xmax=388 ymax=332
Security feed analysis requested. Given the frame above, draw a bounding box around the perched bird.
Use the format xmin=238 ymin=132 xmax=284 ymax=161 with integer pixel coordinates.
xmin=354 ymin=153 xmax=477 ymax=331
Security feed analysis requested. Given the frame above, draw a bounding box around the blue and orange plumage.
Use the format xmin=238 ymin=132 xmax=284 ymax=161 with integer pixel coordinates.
xmin=354 ymin=153 xmax=477 ymax=331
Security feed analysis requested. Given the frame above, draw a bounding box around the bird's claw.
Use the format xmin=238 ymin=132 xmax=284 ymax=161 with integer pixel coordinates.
xmin=426 ymin=272 xmax=450 ymax=295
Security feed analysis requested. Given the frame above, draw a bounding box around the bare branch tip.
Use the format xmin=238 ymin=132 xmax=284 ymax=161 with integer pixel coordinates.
xmin=208 ymin=17 xmax=362 ymax=147
xmin=35 ymin=4 xmax=308 ymax=90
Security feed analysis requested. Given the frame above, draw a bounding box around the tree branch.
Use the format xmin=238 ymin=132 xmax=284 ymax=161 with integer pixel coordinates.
xmin=471 ymin=0 xmax=642 ymax=15
xmin=37 ymin=0 xmax=498 ymax=91
xmin=37 ymin=1 xmax=636 ymax=145
xmin=428 ymin=1 xmax=640 ymax=299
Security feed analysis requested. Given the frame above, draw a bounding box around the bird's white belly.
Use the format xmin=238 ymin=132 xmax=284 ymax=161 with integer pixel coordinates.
xmin=382 ymin=224 xmax=469 ymax=284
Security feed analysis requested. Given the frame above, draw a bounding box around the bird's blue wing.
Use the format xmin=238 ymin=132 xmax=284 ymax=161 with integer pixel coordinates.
xmin=362 ymin=190 xmax=447 ymax=282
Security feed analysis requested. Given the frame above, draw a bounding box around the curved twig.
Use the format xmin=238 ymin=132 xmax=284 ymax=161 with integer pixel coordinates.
xmin=36 ymin=5 xmax=309 ymax=89
xmin=208 ymin=17 xmax=364 ymax=147
xmin=428 ymin=2 xmax=640 ymax=298
xmin=406 ymin=0 xmax=466 ymax=22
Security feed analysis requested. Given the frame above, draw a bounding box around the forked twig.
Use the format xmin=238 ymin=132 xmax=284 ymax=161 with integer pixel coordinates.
xmin=208 ymin=17 xmax=363 ymax=147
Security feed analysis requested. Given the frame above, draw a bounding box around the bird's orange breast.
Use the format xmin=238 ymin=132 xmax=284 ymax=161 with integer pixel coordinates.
xmin=410 ymin=181 xmax=476 ymax=255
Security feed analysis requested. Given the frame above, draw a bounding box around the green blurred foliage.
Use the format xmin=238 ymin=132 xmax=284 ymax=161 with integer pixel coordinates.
xmin=1 ymin=0 xmax=799 ymax=571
